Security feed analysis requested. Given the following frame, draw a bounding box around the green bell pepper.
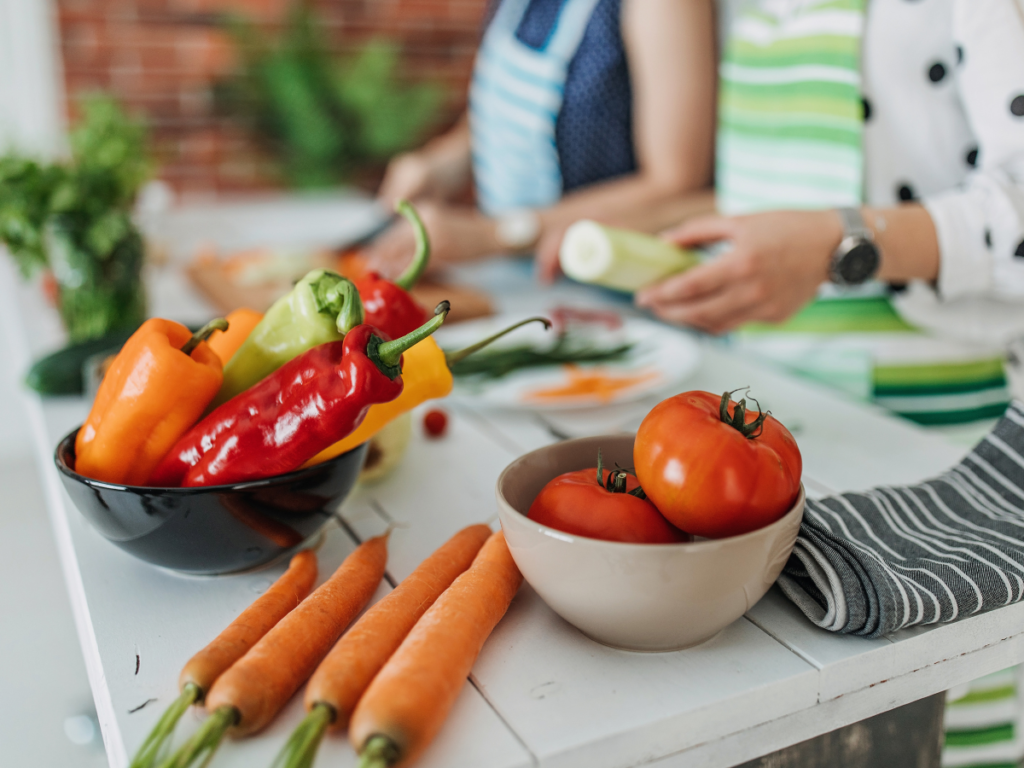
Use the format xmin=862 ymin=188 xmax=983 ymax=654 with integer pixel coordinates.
xmin=211 ymin=269 xmax=364 ymax=407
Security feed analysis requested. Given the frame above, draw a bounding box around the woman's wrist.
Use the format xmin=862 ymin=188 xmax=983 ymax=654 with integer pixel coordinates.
xmin=421 ymin=123 xmax=473 ymax=198
xmin=862 ymin=205 xmax=940 ymax=283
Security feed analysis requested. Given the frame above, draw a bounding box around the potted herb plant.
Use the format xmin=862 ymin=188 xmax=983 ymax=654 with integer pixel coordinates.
xmin=0 ymin=96 xmax=151 ymax=342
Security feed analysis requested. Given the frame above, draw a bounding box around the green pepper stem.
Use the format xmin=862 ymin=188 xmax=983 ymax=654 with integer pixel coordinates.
xmin=356 ymin=735 xmax=401 ymax=768
xmin=269 ymin=703 xmax=333 ymax=768
xmin=129 ymin=683 xmax=201 ymax=768
xmin=308 ymin=270 xmax=365 ymax=334
xmin=181 ymin=319 xmax=229 ymax=356
xmin=156 ymin=705 xmax=237 ymax=768
xmin=393 ymin=200 xmax=431 ymax=291
xmin=375 ymin=301 xmax=451 ymax=370
xmin=444 ymin=317 xmax=552 ymax=367
xmin=335 ymin=278 xmax=365 ymax=335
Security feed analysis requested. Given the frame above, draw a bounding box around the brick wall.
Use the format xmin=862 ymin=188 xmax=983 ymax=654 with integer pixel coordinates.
xmin=56 ymin=0 xmax=487 ymax=196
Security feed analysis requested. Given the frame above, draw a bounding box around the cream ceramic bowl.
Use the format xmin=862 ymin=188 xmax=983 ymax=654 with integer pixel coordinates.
xmin=496 ymin=435 xmax=805 ymax=652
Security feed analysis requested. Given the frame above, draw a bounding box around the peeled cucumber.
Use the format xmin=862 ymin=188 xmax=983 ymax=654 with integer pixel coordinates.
xmin=559 ymin=220 xmax=699 ymax=292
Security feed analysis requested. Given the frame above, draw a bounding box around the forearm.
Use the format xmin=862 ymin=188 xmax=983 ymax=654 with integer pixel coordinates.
xmin=605 ymin=189 xmax=718 ymax=234
xmin=419 ymin=116 xmax=473 ymax=200
xmin=536 ymin=176 xmax=714 ymax=236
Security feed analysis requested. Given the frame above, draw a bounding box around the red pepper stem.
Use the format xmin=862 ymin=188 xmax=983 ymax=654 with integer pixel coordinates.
xmin=393 ymin=200 xmax=431 ymax=291
xmin=444 ymin=317 xmax=553 ymax=367
xmin=181 ymin=318 xmax=229 ymax=356
xmin=374 ymin=301 xmax=451 ymax=371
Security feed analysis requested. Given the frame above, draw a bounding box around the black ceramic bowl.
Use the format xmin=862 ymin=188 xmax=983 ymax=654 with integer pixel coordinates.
xmin=55 ymin=427 xmax=368 ymax=575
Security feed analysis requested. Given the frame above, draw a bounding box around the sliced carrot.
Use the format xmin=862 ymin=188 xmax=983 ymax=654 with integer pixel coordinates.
xmin=349 ymin=531 xmax=522 ymax=768
xmin=272 ymin=525 xmax=492 ymax=768
xmin=160 ymin=535 xmax=387 ymax=768
xmin=524 ymin=365 xmax=660 ymax=404
xmin=130 ymin=550 xmax=317 ymax=768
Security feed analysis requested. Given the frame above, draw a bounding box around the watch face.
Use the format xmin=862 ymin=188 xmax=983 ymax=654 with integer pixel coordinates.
xmin=837 ymin=239 xmax=880 ymax=285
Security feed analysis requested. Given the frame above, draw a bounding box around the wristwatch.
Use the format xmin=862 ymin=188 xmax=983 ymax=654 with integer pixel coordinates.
xmin=495 ymin=209 xmax=541 ymax=252
xmin=829 ymin=207 xmax=881 ymax=286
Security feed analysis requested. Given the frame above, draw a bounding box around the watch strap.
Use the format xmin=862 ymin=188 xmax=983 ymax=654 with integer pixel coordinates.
xmin=836 ymin=207 xmax=871 ymax=240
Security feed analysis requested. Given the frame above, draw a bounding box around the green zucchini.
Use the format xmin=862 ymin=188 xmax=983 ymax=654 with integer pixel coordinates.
xmin=559 ymin=220 xmax=700 ymax=292
xmin=26 ymin=328 xmax=138 ymax=396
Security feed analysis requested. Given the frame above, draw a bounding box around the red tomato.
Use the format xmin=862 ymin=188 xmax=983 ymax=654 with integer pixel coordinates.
xmin=528 ymin=467 xmax=689 ymax=544
xmin=634 ymin=390 xmax=802 ymax=539
xmin=423 ymin=408 xmax=448 ymax=438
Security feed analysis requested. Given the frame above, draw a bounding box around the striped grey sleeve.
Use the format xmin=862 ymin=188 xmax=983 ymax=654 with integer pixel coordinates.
xmin=778 ymin=400 xmax=1024 ymax=637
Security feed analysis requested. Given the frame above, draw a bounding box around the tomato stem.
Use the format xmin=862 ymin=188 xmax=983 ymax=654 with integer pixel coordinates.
xmin=628 ymin=485 xmax=648 ymax=500
xmin=595 ymin=450 xmax=648 ymax=497
xmin=719 ymin=389 xmax=768 ymax=439
xmin=609 ymin=470 xmax=629 ymax=493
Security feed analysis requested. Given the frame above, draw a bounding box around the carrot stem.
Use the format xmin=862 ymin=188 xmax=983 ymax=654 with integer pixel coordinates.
xmin=270 ymin=703 xmax=333 ymax=768
xmin=157 ymin=705 xmax=237 ymax=768
xmin=129 ymin=683 xmax=201 ymax=768
xmin=356 ymin=735 xmax=401 ymax=768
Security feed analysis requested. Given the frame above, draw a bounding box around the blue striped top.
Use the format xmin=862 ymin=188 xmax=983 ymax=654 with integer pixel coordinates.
xmin=486 ymin=0 xmax=636 ymax=193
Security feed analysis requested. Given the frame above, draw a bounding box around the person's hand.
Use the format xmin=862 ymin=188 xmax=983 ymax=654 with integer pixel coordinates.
xmin=377 ymin=152 xmax=435 ymax=208
xmin=635 ymin=210 xmax=843 ymax=334
xmin=535 ymin=224 xmax=569 ymax=285
xmin=365 ymin=202 xmax=500 ymax=278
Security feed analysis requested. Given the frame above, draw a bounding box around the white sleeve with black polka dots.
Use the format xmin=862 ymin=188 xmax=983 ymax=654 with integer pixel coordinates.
xmin=923 ymin=0 xmax=1024 ymax=301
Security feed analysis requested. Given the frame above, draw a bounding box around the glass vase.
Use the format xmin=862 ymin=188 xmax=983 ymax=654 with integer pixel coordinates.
xmin=46 ymin=215 xmax=147 ymax=343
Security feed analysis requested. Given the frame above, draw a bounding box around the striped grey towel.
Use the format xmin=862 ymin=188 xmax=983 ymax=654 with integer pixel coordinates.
xmin=777 ymin=400 xmax=1024 ymax=637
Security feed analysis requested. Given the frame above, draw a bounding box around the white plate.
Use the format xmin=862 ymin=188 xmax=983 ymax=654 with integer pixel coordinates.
xmin=434 ymin=311 xmax=701 ymax=411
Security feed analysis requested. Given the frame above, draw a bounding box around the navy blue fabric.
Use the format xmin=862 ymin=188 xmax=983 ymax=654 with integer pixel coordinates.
xmin=515 ymin=0 xmax=567 ymax=49
xmin=486 ymin=0 xmax=636 ymax=194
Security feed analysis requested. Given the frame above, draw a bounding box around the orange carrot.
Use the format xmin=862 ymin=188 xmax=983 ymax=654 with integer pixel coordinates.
xmin=206 ymin=308 xmax=263 ymax=365
xmin=160 ymin=535 xmax=388 ymax=768
xmin=349 ymin=531 xmax=522 ymax=768
xmin=181 ymin=549 xmax=318 ymax=696
xmin=272 ymin=525 xmax=492 ymax=768
xmin=130 ymin=550 xmax=317 ymax=768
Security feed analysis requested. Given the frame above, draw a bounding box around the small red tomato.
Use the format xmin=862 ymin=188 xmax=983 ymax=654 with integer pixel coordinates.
xmin=634 ymin=390 xmax=802 ymax=539
xmin=528 ymin=462 xmax=688 ymax=544
xmin=423 ymin=408 xmax=448 ymax=438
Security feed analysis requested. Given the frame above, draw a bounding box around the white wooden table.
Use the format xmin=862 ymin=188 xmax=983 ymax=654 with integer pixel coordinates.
xmin=6 ymin=215 xmax=1024 ymax=768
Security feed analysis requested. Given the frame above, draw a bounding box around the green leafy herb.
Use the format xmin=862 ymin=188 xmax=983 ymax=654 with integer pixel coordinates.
xmin=0 ymin=95 xmax=151 ymax=340
xmin=447 ymin=335 xmax=635 ymax=380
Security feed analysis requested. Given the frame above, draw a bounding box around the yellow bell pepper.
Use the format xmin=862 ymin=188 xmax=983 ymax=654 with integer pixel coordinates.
xmin=304 ymin=315 xmax=551 ymax=467
xmin=303 ymin=337 xmax=452 ymax=467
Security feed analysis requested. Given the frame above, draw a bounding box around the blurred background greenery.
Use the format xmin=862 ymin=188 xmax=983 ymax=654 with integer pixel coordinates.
xmin=216 ymin=5 xmax=444 ymax=189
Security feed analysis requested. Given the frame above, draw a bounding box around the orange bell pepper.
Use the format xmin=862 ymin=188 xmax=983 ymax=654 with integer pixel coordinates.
xmin=75 ymin=318 xmax=228 ymax=486
xmin=207 ymin=308 xmax=264 ymax=365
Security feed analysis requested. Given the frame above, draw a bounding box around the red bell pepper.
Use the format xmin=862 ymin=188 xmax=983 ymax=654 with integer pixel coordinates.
xmin=149 ymin=303 xmax=450 ymax=488
xmin=353 ymin=200 xmax=431 ymax=339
